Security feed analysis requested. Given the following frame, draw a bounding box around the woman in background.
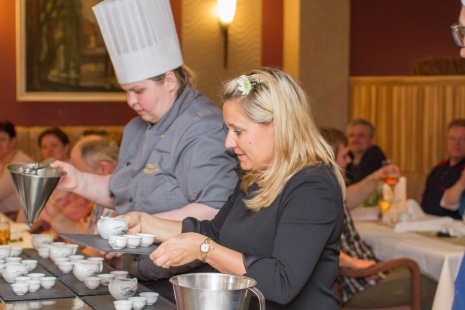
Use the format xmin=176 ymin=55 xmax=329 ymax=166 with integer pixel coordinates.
xmin=0 ymin=120 xmax=33 ymax=219
xmin=38 ymin=127 xmax=70 ymax=161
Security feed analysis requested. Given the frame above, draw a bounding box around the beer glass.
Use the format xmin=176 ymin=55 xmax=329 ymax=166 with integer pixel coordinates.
xmin=0 ymin=219 xmax=10 ymax=245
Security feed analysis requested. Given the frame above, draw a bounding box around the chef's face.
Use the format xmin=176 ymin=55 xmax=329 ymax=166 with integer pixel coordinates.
xmin=223 ymin=100 xmax=275 ymax=171
xmin=121 ymin=74 xmax=177 ymax=124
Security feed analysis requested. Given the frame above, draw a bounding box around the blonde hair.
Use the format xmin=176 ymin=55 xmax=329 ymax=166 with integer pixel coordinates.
xmin=222 ymin=68 xmax=345 ymax=211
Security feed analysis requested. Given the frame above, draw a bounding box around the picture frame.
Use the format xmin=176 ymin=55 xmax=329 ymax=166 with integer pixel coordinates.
xmin=16 ymin=0 xmax=125 ymax=102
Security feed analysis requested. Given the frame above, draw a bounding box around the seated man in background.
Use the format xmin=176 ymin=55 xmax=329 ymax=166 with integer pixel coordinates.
xmin=40 ymin=134 xmax=119 ymax=236
xmin=422 ymin=119 xmax=465 ymax=219
xmin=321 ymin=127 xmax=436 ymax=309
xmin=346 ymin=119 xmax=386 ymax=184
xmin=0 ymin=120 xmax=34 ymax=220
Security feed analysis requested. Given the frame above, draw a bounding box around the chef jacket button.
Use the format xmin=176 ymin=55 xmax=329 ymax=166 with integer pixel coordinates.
xmin=126 ymin=162 xmax=131 ymax=166
xmin=129 ymin=197 xmax=133 ymax=203
xmin=109 ymin=192 xmax=114 ymax=198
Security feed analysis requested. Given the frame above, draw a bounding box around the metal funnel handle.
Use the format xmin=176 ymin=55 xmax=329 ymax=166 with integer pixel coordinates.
xmin=249 ymin=287 xmax=266 ymax=310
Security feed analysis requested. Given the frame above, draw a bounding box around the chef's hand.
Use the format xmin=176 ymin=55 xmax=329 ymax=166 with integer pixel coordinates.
xmin=149 ymin=233 xmax=204 ymax=268
xmin=50 ymin=160 xmax=82 ymax=192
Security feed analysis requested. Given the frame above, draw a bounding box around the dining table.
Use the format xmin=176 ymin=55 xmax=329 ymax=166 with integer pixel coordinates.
xmin=354 ymin=220 xmax=465 ymax=310
xmin=0 ymin=222 xmax=177 ymax=310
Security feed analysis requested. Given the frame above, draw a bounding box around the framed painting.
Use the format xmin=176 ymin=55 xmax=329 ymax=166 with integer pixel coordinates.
xmin=16 ymin=0 xmax=125 ymax=102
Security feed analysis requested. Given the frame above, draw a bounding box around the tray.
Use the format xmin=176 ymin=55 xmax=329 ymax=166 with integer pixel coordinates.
xmin=82 ymin=287 xmax=175 ymax=310
xmin=0 ymin=274 xmax=75 ymax=301
xmin=59 ymin=274 xmax=111 ymax=297
xmin=58 ymin=233 xmax=157 ymax=254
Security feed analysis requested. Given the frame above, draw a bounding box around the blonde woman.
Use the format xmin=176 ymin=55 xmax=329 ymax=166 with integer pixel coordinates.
xmin=118 ymin=68 xmax=345 ymax=309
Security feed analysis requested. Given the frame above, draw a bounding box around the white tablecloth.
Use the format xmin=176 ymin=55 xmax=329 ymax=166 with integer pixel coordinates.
xmin=354 ymin=221 xmax=465 ymax=310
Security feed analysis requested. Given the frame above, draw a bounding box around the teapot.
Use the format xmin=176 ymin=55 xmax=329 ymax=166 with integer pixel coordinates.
xmin=97 ymin=216 xmax=128 ymax=239
xmin=73 ymin=260 xmax=100 ymax=281
xmin=108 ymin=277 xmax=138 ymax=300
xmin=3 ymin=262 xmax=29 ymax=284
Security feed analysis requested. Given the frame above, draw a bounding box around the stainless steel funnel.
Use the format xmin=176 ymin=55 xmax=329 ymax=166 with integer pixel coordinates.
xmin=6 ymin=163 xmax=66 ymax=226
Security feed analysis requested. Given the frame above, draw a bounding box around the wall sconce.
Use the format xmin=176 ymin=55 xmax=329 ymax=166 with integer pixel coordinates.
xmin=218 ymin=0 xmax=237 ymax=67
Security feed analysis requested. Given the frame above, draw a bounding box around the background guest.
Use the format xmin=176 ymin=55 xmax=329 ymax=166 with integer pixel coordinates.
xmin=346 ymin=119 xmax=386 ymax=184
xmin=116 ymin=68 xmax=345 ymax=309
xmin=321 ymin=127 xmax=436 ymax=309
xmin=0 ymin=120 xmax=33 ymax=220
xmin=422 ymin=119 xmax=465 ymax=219
xmin=38 ymin=127 xmax=70 ymax=161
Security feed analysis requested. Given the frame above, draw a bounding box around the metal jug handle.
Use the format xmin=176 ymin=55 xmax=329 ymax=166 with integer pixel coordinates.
xmin=249 ymin=287 xmax=266 ymax=310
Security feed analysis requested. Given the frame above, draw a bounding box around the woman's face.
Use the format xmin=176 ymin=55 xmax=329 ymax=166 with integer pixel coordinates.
xmin=223 ymin=100 xmax=275 ymax=171
xmin=40 ymin=134 xmax=69 ymax=161
xmin=121 ymin=76 xmax=177 ymax=124
xmin=0 ymin=131 xmax=15 ymax=162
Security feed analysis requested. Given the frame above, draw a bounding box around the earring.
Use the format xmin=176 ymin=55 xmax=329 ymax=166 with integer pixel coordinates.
xmin=170 ymin=83 xmax=176 ymax=91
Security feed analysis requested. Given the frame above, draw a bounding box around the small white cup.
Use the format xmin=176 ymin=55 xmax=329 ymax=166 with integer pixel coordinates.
xmin=108 ymin=236 xmax=128 ymax=250
xmin=10 ymin=247 xmax=23 ymax=257
xmin=69 ymin=255 xmax=85 ymax=262
xmin=0 ymin=246 xmax=11 ymax=260
xmin=37 ymin=247 xmax=50 ymax=259
xmin=27 ymin=273 xmax=46 ymax=280
xmin=113 ymin=300 xmax=133 ymax=310
xmin=27 ymin=279 xmax=41 ymax=293
xmin=139 ymin=292 xmax=159 ymax=305
xmin=128 ymin=296 xmax=146 ymax=310
xmin=15 ymin=276 xmax=31 ymax=283
xmin=11 ymin=282 xmax=29 ymax=295
xmin=97 ymin=273 xmax=115 ymax=286
xmin=135 ymin=233 xmax=155 ymax=247
xmin=40 ymin=276 xmax=56 ymax=289
xmin=22 ymin=259 xmax=38 ymax=272
xmin=124 ymin=235 xmax=142 ymax=248
xmin=57 ymin=261 xmax=74 ymax=273
xmin=110 ymin=270 xmax=129 ymax=279
xmin=65 ymin=244 xmax=79 ymax=255
xmin=84 ymin=276 xmax=101 ymax=289
xmin=87 ymin=257 xmax=104 ymax=273
xmin=5 ymin=257 xmax=21 ymax=264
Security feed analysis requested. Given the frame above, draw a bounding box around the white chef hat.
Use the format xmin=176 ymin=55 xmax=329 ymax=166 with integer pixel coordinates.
xmin=93 ymin=0 xmax=183 ymax=84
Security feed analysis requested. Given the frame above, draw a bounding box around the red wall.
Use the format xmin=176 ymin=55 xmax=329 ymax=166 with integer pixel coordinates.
xmin=0 ymin=0 xmax=460 ymax=126
xmin=350 ymin=0 xmax=461 ymax=76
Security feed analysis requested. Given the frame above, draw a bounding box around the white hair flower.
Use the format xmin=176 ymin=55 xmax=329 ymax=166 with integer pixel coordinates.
xmin=237 ymin=75 xmax=252 ymax=95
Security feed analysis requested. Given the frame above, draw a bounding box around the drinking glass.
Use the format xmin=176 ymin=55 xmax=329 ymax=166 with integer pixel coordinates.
xmin=382 ymin=159 xmax=400 ymax=203
xmin=0 ymin=219 xmax=11 ymax=245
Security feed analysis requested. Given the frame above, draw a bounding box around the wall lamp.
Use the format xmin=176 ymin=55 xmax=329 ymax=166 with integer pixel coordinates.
xmin=218 ymin=0 xmax=237 ymax=67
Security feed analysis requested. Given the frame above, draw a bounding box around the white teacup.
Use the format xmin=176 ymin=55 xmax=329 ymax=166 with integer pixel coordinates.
xmin=27 ymin=279 xmax=41 ymax=293
xmin=22 ymin=260 xmax=38 ymax=272
xmin=15 ymin=276 xmax=31 ymax=283
xmin=37 ymin=247 xmax=50 ymax=259
xmin=136 ymin=233 xmax=155 ymax=247
xmin=139 ymin=292 xmax=159 ymax=305
xmin=0 ymin=246 xmax=11 ymax=259
xmin=113 ymin=300 xmax=133 ymax=310
xmin=27 ymin=273 xmax=46 ymax=280
xmin=69 ymin=255 xmax=85 ymax=262
xmin=10 ymin=247 xmax=22 ymax=257
xmin=97 ymin=216 xmax=128 ymax=239
xmin=124 ymin=235 xmax=142 ymax=248
xmin=87 ymin=257 xmax=104 ymax=273
xmin=40 ymin=276 xmax=56 ymax=289
xmin=49 ymin=245 xmax=73 ymax=261
xmin=57 ymin=261 xmax=74 ymax=273
xmin=5 ymin=257 xmax=22 ymax=264
xmin=84 ymin=276 xmax=101 ymax=289
xmin=65 ymin=244 xmax=79 ymax=255
xmin=128 ymin=297 xmax=146 ymax=310
xmin=31 ymin=234 xmax=54 ymax=250
xmin=11 ymin=282 xmax=29 ymax=295
xmin=110 ymin=270 xmax=129 ymax=279
xmin=97 ymin=273 xmax=115 ymax=286
xmin=108 ymin=236 xmax=128 ymax=250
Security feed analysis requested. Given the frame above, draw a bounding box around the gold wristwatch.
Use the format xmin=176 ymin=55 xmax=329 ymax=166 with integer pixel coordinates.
xmin=200 ymin=237 xmax=211 ymax=262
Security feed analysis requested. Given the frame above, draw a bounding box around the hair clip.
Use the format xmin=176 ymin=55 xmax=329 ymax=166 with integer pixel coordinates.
xmin=236 ymin=75 xmax=264 ymax=95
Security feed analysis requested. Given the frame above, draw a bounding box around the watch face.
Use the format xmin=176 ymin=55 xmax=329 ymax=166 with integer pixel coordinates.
xmin=201 ymin=243 xmax=209 ymax=252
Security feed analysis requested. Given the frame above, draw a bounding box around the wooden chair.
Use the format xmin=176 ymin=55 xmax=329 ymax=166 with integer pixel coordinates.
xmin=337 ymin=258 xmax=421 ymax=310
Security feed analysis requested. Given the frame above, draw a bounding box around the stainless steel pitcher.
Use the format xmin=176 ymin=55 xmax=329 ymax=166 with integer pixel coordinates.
xmin=170 ymin=273 xmax=265 ymax=310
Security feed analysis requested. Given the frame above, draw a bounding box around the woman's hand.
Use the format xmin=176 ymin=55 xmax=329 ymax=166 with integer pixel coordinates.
xmin=149 ymin=232 xmax=205 ymax=268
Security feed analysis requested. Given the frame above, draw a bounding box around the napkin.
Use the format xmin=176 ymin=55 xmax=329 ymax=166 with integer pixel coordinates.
xmin=10 ymin=223 xmax=30 ymax=235
xmin=444 ymin=221 xmax=465 ymax=237
xmin=394 ymin=214 xmax=454 ymax=232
